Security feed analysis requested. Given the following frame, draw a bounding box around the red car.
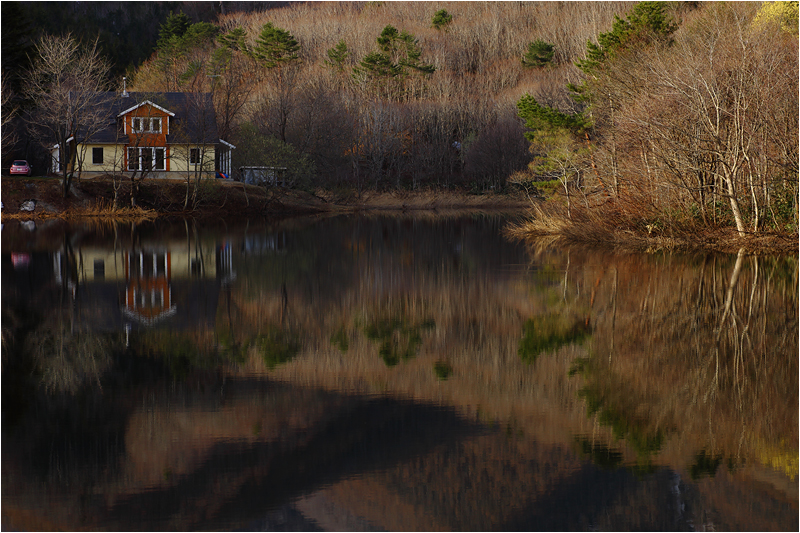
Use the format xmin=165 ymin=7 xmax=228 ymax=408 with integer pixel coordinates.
xmin=10 ymin=160 xmax=32 ymax=176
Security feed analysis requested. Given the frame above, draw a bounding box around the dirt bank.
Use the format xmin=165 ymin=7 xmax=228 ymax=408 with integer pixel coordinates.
xmin=0 ymin=177 xmax=531 ymax=221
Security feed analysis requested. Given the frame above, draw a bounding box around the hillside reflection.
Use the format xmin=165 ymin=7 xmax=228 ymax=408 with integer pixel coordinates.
xmin=1 ymin=215 xmax=796 ymax=531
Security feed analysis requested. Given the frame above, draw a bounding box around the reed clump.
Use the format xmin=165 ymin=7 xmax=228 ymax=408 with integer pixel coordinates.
xmin=1 ymin=199 xmax=158 ymax=222
xmin=509 ymin=194 xmax=799 ymax=254
xmin=62 ymin=199 xmax=158 ymax=221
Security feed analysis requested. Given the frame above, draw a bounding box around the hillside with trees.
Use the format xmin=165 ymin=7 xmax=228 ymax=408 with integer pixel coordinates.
xmin=129 ymin=1 xmax=635 ymax=191
xmin=3 ymin=1 xmax=797 ymax=246
xmin=130 ymin=0 xmax=800 ymax=243
xmin=513 ymin=1 xmax=798 ymax=244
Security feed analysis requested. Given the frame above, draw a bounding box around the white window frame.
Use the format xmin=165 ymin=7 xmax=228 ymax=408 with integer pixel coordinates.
xmin=190 ymin=148 xmax=201 ymax=165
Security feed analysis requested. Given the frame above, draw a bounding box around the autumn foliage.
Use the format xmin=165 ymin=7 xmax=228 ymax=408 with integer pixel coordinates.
xmin=130 ymin=1 xmax=633 ymax=191
xmin=127 ymin=2 xmax=798 ymax=241
xmin=515 ymin=1 xmax=798 ymax=241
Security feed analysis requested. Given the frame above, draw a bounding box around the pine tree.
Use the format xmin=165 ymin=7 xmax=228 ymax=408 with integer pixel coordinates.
xmin=432 ymin=9 xmax=453 ymax=30
xmin=516 ymin=94 xmax=593 ymax=218
xmin=522 ymin=40 xmax=555 ymax=68
xmin=157 ymin=12 xmax=191 ymax=51
xmin=325 ymin=40 xmax=349 ymax=72
xmin=253 ymin=22 xmax=300 ymax=68
xmin=217 ymin=27 xmax=249 ymax=53
xmin=517 ymin=94 xmax=588 ymax=143
xmin=575 ymin=1 xmax=677 ymax=76
xmin=353 ymin=25 xmax=434 ymax=98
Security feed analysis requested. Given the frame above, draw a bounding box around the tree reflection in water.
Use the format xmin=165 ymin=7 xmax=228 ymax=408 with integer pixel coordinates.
xmin=1 ymin=216 xmax=796 ymax=531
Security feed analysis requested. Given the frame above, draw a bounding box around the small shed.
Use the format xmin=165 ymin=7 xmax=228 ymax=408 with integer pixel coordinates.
xmin=239 ymin=166 xmax=289 ymax=186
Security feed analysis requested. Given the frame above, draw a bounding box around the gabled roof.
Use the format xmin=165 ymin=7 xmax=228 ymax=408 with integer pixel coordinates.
xmin=82 ymin=92 xmax=220 ymax=145
xmin=117 ymin=100 xmax=176 ymax=118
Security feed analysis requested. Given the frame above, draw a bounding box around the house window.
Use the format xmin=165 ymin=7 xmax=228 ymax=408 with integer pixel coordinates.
xmin=127 ymin=147 xmax=138 ymax=171
xmin=92 ymin=147 xmax=103 ymax=165
xmin=132 ymin=117 xmax=162 ymax=133
xmin=154 ymin=148 xmax=165 ymax=170
xmin=141 ymin=148 xmax=153 ymax=171
xmin=94 ymin=259 xmax=105 ymax=280
xmin=190 ymin=148 xmax=200 ymax=165
xmin=128 ymin=147 xmax=166 ymax=171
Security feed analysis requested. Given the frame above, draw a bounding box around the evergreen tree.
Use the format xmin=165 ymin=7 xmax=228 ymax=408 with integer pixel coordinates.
xmin=356 ymin=51 xmax=402 ymax=79
xmin=432 ymin=9 xmax=453 ymax=30
xmin=157 ymin=16 xmax=217 ymax=56
xmin=252 ymin=23 xmax=302 ymax=142
xmin=353 ymin=25 xmax=434 ymax=99
xmin=522 ymin=40 xmax=555 ymax=68
xmin=516 ymin=94 xmax=592 ymax=218
xmin=561 ymin=1 xmax=678 ymax=196
xmin=218 ymin=27 xmax=250 ymax=54
xmin=209 ymin=27 xmax=257 ymax=143
xmin=155 ymin=15 xmax=218 ymax=90
xmin=253 ymin=22 xmax=300 ymax=68
xmin=181 ymin=23 xmax=219 ymax=48
xmin=376 ymin=25 xmax=435 ymax=75
xmin=325 ymin=40 xmax=349 ymax=72
xmin=575 ymin=1 xmax=677 ymax=76
xmin=157 ymin=12 xmax=191 ymax=50
xmin=517 ymin=94 xmax=588 ymax=140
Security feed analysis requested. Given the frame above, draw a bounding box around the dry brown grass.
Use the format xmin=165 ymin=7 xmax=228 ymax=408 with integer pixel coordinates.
xmin=509 ymin=195 xmax=799 ymax=255
xmin=1 ymin=199 xmax=158 ymax=222
xmin=505 ymin=201 xmax=570 ymax=237
xmin=338 ymin=189 xmax=530 ymax=211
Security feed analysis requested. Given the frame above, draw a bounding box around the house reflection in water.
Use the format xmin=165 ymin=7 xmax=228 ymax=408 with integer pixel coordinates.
xmin=122 ymin=250 xmax=176 ymax=326
xmin=48 ymin=238 xmax=236 ymax=333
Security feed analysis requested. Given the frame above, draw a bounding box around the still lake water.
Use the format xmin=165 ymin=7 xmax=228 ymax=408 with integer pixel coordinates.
xmin=1 ymin=212 xmax=797 ymax=531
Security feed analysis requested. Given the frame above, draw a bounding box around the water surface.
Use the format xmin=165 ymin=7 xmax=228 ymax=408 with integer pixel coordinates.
xmin=2 ymin=214 xmax=797 ymax=531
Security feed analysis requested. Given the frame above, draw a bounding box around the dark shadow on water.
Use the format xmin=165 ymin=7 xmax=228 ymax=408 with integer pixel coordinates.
xmin=87 ymin=382 xmax=483 ymax=531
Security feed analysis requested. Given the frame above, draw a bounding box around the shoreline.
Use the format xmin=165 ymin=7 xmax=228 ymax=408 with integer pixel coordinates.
xmin=2 ymin=177 xmax=796 ymax=255
xmin=505 ymin=225 xmax=799 ymax=257
xmin=0 ymin=177 xmax=531 ymax=220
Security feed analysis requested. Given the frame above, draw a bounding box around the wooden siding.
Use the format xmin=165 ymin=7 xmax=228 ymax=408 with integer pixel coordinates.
xmin=124 ymin=104 xmax=170 ymax=145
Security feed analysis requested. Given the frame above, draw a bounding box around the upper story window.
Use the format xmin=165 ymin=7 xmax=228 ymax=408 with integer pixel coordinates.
xmin=132 ymin=117 xmax=162 ymax=134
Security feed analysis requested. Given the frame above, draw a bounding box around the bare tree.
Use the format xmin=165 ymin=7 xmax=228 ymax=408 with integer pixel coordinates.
xmin=170 ymin=92 xmax=218 ymax=210
xmin=251 ymin=22 xmax=303 ymax=143
xmin=211 ymin=27 xmax=260 ymax=143
xmin=24 ymin=34 xmax=112 ymax=198
xmin=1 ymin=78 xmax=18 ymax=160
xmin=635 ymin=3 xmax=797 ymax=234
